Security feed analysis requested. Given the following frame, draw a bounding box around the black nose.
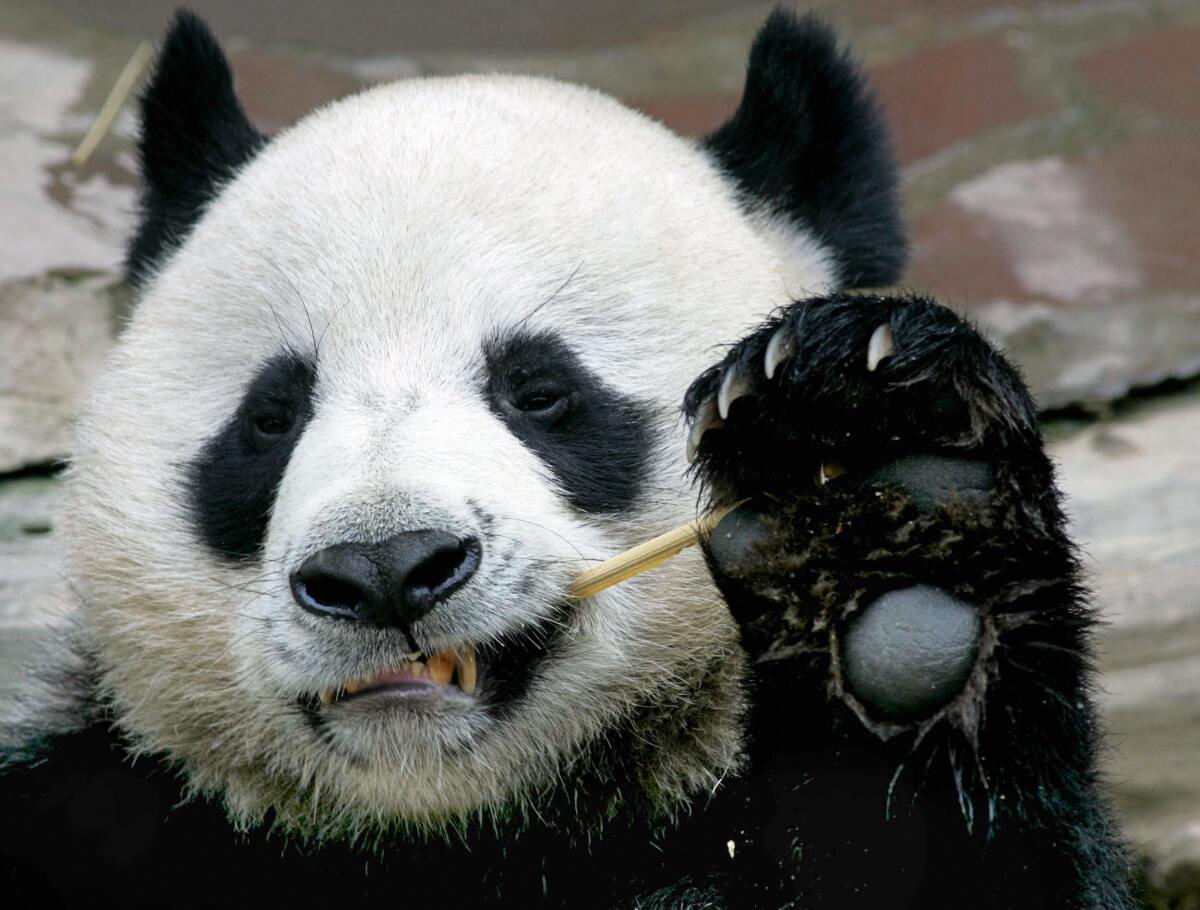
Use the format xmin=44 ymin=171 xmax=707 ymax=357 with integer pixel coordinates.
xmin=290 ymin=530 xmax=481 ymax=628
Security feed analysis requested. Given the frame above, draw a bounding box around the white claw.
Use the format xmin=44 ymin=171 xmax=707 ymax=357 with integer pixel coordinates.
xmin=686 ymin=398 xmax=723 ymax=464
xmin=717 ymin=366 xmax=751 ymax=420
xmin=867 ymin=322 xmax=896 ymax=372
xmin=764 ymin=326 xmax=797 ymax=380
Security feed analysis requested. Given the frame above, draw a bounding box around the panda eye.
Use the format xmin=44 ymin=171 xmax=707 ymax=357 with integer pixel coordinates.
xmin=252 ymin=411 xmax=295 ymax=438
xmin=514 ymin=390 xmax=568 ymax=418
xmin=247 ymin=400 xmax=301 ymax=445
xmin=516 ymin=391 xmax=566 ymax=417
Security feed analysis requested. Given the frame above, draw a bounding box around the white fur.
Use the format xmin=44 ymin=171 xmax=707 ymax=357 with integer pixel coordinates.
xmin=59 ymin=75 xmax=836 ymax=835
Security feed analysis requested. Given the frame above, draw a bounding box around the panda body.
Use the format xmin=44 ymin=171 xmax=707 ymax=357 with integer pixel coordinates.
xmin=1 ymin=10 xmax=1133 ymax=909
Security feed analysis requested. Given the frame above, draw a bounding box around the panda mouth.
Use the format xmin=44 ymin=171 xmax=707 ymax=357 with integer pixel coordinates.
xmin=318 ymin=647 xmax=477 ymax=704
xmin=309 ymin=603 xmax=568 ymax=710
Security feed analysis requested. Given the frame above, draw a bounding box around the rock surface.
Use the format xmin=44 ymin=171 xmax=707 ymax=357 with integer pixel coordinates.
xmin=0 ymin=272 xmax=122 ymax=473
xmin=1050 ymin=395 xmax=1200 ymax=903
xmin=976 ymin=293 xmax=1200 ymax=411
xmin=0 ymin=477 xmax=67 ymax=628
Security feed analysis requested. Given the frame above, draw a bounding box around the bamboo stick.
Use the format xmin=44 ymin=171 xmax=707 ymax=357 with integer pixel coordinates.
xmin=71 ymin=41 xmax=154 ymax=167
xmin=568 ymin=502 xmax=741 ymax=601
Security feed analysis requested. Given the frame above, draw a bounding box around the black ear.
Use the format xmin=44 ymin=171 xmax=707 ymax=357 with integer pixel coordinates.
xmin=704 ymin=9 xmax=906 ymax=289
xmin=126 ymin=10 xmax=266 ymax=288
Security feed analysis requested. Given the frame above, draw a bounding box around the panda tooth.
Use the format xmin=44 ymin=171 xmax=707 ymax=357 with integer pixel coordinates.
xmin=764 ymin=326 xmax=796 ymax=379
xmin=867 ymin=323 xmax=896 ymax=372
xmin=457 ymin=648 xmax=478 ymax=695
xmin=427 ymin=651 xmax=455 ymax=686
xmin=716 ymin=366 xmax=750 ymax=420
xmin=819 ymin=461 xmax=846 ymax=485
xmin=686 ymin=399 xmax=723 ymax=464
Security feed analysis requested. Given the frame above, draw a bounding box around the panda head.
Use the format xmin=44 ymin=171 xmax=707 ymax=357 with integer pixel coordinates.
xmin=60 ymin=10 xmax=902 ymax=836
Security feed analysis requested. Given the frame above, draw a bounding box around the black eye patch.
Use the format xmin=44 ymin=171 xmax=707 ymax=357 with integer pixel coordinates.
xmin=484 ymin=332 xmax=655 ymax=514
xmin=187 ymin=353 xmax=316 ymax=561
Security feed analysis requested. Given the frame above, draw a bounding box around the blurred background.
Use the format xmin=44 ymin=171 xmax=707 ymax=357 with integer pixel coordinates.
xmin=1 ymin=0 xmax=1197 ymax=904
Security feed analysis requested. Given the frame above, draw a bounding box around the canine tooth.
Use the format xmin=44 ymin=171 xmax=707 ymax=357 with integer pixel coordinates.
xmin=427 ymin=651 xmax=455 ymax=685
xmin=319 ymin=690 xmax=334 ymax=706
xmin=764 ymin=326 xmax=796 ymax=379
xmin=717 ymin=366 xmax=750 ymax=420
xmin=686 ymin=399 xmax=723 ymax=464
xmin=867 ymin=323 xmax=896 ymax=372
xmin=343 ymin=679 xmax=364 ymax=695
xmin=819 ymin=462 xmax=846 ymax=485
xmin=457 ymin=648 xmax=478 ymax=695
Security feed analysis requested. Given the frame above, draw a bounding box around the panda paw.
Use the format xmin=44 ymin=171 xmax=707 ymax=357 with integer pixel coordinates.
xmin=684 ymin=293 xmax=1074 ymax=727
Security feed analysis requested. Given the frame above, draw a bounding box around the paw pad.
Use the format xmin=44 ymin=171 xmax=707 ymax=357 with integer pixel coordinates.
xmin=869 ymin=455 xmax=993 ymax=513
xmin=841 ymin=585 xmax=980 ymax=721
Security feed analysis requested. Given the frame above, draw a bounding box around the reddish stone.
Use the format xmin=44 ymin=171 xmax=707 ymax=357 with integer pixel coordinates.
xmin=909 ymin=135 xmax=1200 ymax=308
xmin=628 ymin=94 xmax=739 ymax=137
xmin=908 ymin=202 xmax=1024 ymax=307
xmin=868 ymin=35 xmax=1054 ymax=164
xmin=836 ymin=0 xmax=1048 ymax=28
xmin=60 ymin=0 xmax=750 ymax=55
xmin=1077 ymin=27 xmax=1200 ymax=121
xmin=230 ymin=51 xmax=363 ymax=133
xmin=1085 ymin=136 xmax=1200 ymax=293
xmin=633 ymin=33 xmax=1056 ymax=152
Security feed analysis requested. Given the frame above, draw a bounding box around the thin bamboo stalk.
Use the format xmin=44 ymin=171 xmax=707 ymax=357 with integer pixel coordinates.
xmin=71 ymin=41 xmax=154 ymax=167
xmin=568 ymin=502 xmax=741 ymax=601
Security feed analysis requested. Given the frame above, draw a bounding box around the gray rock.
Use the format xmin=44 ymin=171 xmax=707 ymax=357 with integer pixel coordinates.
xmin=0 ymin=271 xmax=123 ymax=473
xmin=1050 ymin=394 xmax=1200 ymax=899
xmin=0 ymin=475 xmax=69 ymax=628
xmin=0 ymin=26 xmax=136 ymax=282
xmin=977 ymin=293 xmax=1200 ymax=412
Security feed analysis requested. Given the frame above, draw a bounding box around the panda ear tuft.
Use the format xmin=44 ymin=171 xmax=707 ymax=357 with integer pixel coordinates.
xmin=126 ymin=10 xmax=266 ymax=288
xmin=704 ymin=9 xmax=906 ymax=289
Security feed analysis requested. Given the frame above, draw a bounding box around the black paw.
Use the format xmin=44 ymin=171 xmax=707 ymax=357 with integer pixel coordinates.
xmin=687 ymin=294 xmax=1074 ymax=727
xmin=688 ymin=294 xmax=1129 ymax=906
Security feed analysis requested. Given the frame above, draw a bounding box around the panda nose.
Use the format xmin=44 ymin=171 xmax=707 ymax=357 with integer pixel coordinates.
xmin=289 ymin=531 xmax=481 ymax=629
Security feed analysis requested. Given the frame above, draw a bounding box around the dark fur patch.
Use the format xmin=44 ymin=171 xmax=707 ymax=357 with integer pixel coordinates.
xmin=126 ymin=11 xmax=266 ymax=287
xmin=187 ymin=352 xmax=316 ymax=561
xmin=483 ymin=332 xmax=654 ymax=514
xmin=0 ymin=703 xmax=728 ymax=907
xmin=704 ymin=9 xmax=906 ymax=288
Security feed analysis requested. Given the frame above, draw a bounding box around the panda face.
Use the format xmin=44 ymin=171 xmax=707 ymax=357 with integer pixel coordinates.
xmin=61 ymin=46 xmax=837 ymax=832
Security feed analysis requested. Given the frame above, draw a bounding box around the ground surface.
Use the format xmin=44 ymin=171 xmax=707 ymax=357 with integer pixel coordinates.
xmin=1 ymin=0 xmax=1198 ymax=904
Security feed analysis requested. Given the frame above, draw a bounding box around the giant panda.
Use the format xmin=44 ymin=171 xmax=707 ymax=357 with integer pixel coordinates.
xmin=0 ymin=9 xmax=1134 ymax=909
